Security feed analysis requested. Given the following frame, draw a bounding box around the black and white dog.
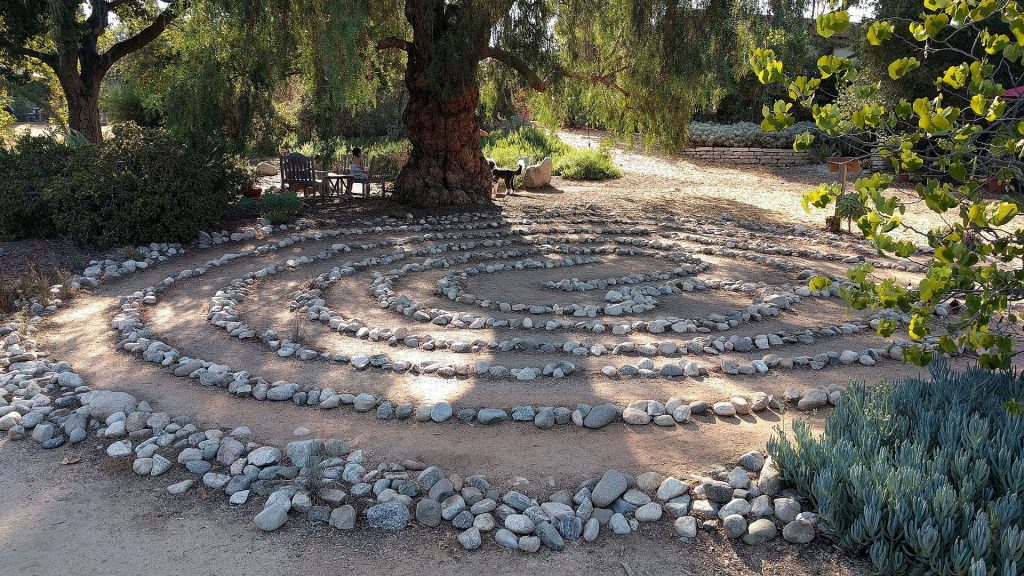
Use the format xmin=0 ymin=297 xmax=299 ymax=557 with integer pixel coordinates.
xmin=487 ymin=158 xmax=525 ymax=195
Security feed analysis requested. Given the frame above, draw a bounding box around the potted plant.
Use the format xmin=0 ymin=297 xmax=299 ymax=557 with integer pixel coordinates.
xmin=242 ymin=165 xmax=262 ymax=198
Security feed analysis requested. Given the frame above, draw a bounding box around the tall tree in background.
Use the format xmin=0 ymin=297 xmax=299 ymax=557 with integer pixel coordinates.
xmin=226 ymin=0 xmax=753 ymax=207
xmin=0 ymin=1 xmax=180 ymax=143
xmin=4 ymin=0 xmax=754 ymax=205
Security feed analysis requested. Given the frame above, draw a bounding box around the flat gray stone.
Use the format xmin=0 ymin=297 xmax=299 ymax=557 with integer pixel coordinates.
xmin=415 ymin=498 xmax=441 ymax=527
xmin=495 ymin=528 xmax=519 ymax=548
xmin=430 ymin=402 xmax=453 ymax=422
xmin=254 ymin=505 xmax=289 ymax=531
xmin=591 ymin=469 xmax=630 ymax=507
xmin=743 ymin=518 xmax=778 ymax=544
xmin=477 ymin=408 xmax=507 ymax=424
xmin=783 ymin=518 xmax=816 ymax=543
xmin=329 ymin=505 xmax=356 ymax=529
xmin=583 ymin=403 xmax=618 ymax=428
xmin=366 ymin=501 xmax=410 ymax=530
xmin=458 ymin=527 xmax=482 ymax=550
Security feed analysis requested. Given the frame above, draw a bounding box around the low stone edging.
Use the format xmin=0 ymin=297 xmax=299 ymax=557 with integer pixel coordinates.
xmin=681 ymin=147 xmax=812 ymax=167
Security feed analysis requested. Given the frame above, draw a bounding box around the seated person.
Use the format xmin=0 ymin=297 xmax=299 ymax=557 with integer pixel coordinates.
xmin=348 ymin=147 xmax=369 ymax=196
xmin=346 ymin=147 xmax=370 ymax=196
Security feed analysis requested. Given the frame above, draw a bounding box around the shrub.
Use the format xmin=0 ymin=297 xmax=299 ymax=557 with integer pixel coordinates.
xmin=552 ymin=148 xmax=622 ymax=180
xmin=834 ymin=193 xmax=867 ymax=230
xmin=768 ymin=363 xmax=1024 ymax=576
xmin=45 ymin=123 xmax=245 ymax=248
xmin=482 ymin=126 xmax=570 ymax=168
xmin=0 ymin=135 xmax=72 ymax=240
xmin=686 ymin=121 xmax=817 ymax=149
xmin=233 ymin=191 xmax=304 ymax=222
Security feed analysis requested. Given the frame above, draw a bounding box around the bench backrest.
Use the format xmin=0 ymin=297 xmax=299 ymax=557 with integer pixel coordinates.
xmin=280 ymin=152 xmax=316 ymax=184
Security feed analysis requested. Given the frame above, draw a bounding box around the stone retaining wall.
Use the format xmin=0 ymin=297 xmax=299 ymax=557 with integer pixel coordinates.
xmin=682 ymin=147 xmax=811 ymax=167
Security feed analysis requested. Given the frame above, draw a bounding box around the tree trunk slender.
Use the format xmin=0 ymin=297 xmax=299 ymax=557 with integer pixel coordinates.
xmin=393 ymin=0 xmax=493 ymax=208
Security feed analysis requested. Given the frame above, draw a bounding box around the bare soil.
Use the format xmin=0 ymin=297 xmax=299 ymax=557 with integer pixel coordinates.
xmin=0 ymin=238 xmax=100 ymax=287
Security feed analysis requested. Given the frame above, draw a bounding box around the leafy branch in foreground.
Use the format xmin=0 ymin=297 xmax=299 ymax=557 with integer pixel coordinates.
xmin=752 ymin=0 xmax=1024 ymax=369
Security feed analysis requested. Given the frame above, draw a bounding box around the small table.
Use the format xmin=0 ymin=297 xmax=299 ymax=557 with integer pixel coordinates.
xmin=321 ymin=172 xmax=354 ymax=199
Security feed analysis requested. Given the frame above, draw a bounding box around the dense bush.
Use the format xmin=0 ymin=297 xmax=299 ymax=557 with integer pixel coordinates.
xmin=686 ymin=121 xmax=818 ymax=149
xmin=482 ymin=126 xmax=571 ymax=168
xmin=553 ymin=148 xmax=622 ymax=180
xmin=0 ymin=135 xmax=72 ymax=239
xmin=768 ymin=363 xmax=1024 ymax=576
xmin=43 ymin=124 xmax=247 ymax=248
xmin=233 ymin=191 xmax=304 ymax=224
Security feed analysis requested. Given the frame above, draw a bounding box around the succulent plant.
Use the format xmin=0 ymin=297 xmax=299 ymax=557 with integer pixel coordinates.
xmin=769 ymin=361 xmax=1024 ymax=576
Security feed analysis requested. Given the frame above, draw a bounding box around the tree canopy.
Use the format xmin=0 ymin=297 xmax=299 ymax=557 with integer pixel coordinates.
xmin=753 ymin=0 xmax=1024 ymax=369
xmin=4 ymin=0 xmax=762 ymax=205
xmin=0 ymin=0 xmax=180 ymax=142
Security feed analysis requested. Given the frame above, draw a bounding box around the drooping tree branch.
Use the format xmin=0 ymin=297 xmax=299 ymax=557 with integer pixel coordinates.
xmin=481 ymin=46 xmax=547 ymax=91
xmin=560 ymin=69 xmax=629 ymax=96
xmin=481 ymin=46 xmax=630 ymax=97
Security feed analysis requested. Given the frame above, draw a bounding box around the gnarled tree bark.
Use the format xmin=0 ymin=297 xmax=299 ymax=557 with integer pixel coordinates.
xmin=391 ymin=0 xmax=494 ymax=208
xmin=379 ymin=0 xmax=628 ymax=208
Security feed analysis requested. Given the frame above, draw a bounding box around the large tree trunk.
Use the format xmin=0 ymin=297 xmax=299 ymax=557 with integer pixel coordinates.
xmin=393 ymin=0 xmax=493 ymax=208
xmin=55 ymin=52 xmax=105 ymax=144
xmin=65 ymin=82 xmax=103 ymax=144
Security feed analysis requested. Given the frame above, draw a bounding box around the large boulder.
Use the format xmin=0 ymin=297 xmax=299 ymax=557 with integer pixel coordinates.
xmin=81 ymin=390 xmax=137 ymax=420
xmin=256 ymin=161 xmax=278 ymax=176
xmin=522 ymin=156 xmax=552 ymax=188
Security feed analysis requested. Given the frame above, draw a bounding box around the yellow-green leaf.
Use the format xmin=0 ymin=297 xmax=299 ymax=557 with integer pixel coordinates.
xmin=991 ymin=201 xmax=1019 ymax=225
xmin=867 ymin=21 xmax=895 ymax=45
xmin=889 ymin=57 xmax=920 ymax=80
xmin=816 ymin=11 xmax=851 ymax=38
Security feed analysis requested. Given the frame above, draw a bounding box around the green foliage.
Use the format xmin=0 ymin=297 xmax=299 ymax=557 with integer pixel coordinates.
xmin=284 ymin=136 xmax=410 ymax=169
xmin=552 ymin=147 xmax=622 ymax=180
xmin=233 ymin=191 xmax=304 ymax=222
xmin=686 ymin=121 xmax=818 ymax=148
xmin=815 ymin=10 xmax=850 ymax=39
xmin=0 ymin=86 xmax=14 ymax=139
xmin=0 ymin=135 xmax=71 ymax=239
xmin=43 ymin=123 xmax=245 ymax=248
xmin=769 ymin=362 xmax=1024 ymax=576
xmin=835 ymin=193 xmax=868 ymax=227
xmin=482 ymin=126 xmax=570 ymax=167
xmin=480 ymin=125 xmax=619 ymax=180
xmin=753 ymin=1 xmax=1024 ymax=369
xmin=528 ymin=0 xmax=760 ymax=151
xmin=100 ymin=81 xmax=161 ymax=127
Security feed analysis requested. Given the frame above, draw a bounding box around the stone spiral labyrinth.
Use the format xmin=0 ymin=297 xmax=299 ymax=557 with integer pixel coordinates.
xmin=120 ymin=206 xmax=919 ymax=420
xmin=6 ymin=204 xmax=935 ymax=550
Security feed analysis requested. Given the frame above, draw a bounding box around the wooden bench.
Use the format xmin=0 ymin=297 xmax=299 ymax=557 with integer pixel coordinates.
xmin=279 ymin=152 xmax=322 ymax=199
